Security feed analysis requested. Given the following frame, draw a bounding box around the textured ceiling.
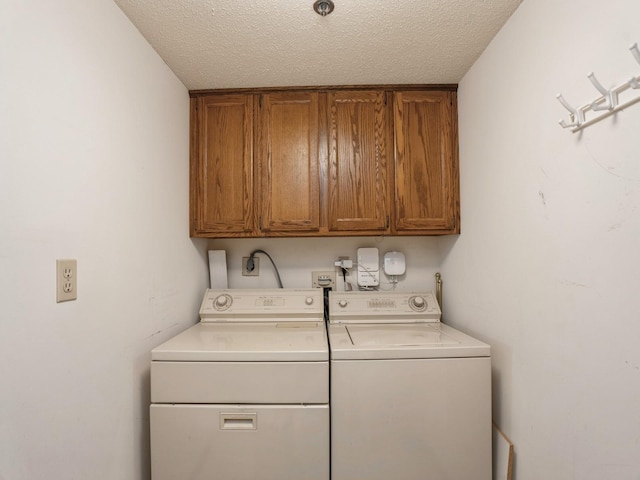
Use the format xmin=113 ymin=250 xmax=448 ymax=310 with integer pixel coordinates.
xmin=113 ymin=0 xmax=523 ymax=91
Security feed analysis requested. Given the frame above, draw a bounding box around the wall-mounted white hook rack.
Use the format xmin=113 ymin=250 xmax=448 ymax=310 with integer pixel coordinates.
xmin=587 ymin=72 xmax=617 ymax=111
xmin=556 ymin=94 xmax=583 ymax=128
xmin=557 ymin=42 xmax=640 ymax=133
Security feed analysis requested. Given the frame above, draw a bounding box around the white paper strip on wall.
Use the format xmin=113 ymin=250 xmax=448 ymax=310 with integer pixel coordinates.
xmin=208 ymin=250 xmax=228 ymax=288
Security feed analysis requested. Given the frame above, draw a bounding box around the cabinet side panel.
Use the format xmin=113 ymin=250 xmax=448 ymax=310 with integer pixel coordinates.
xmin=189 ymin=97 xmax=199 ymax=236
xmin=199 ymin=95 xmax=253 ymax=233
xmin=328 ymin=91 xmax=388 ymax=231
xmin=394 ymin=91 xmax=457 ymax=232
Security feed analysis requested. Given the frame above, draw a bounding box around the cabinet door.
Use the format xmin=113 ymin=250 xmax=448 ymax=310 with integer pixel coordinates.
xmin=328 ymin=91 xmax=391 ymax=232
xmin=191 ymin=94 xmax=254 ymax=236
xmin=257 ymin=92 xmax=320 ymax=233
xmin=393 ymin=91 xmax=459 ymax=233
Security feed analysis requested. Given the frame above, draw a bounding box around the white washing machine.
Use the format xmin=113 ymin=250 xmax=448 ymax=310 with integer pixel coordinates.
xmin=150 ymin=288 xmax=329 ymax=480
xmin=328 ymin=291 xmax=491 ymax=480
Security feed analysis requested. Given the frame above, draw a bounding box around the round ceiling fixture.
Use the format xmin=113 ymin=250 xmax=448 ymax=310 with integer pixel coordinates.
xmin=313 ymin=0 xmax=334 ymax=16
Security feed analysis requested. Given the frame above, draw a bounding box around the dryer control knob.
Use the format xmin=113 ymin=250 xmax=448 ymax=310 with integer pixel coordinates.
xmin=214 ymin=294 xmax=232 ymax=310
xmin=409 ymin=295 xmax=426 ymax=311
xmin=338 ymin=299 xmax=348 ymax=308
xmin=305 ymin=297 xmax=314 ymax=305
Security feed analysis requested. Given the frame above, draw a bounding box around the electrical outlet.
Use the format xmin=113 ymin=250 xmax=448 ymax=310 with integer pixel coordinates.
xmin=242 ymin=256 xmax=259 ymax=276
xmin=312 ymin=271 xmax=336 ymax=288
xmin=56 ymin=259 xmax=77 ymax=302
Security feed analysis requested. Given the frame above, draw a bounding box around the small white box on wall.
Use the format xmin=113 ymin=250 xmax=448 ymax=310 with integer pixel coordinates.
xmin=208 ymin=250 xmax=228 ymax=288
xmin=357 ymin=247 xmax=379 ymax=287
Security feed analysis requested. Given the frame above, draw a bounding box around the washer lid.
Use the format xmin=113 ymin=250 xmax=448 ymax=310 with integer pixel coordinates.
xmin=329 ymin=323 xmax=490 ymax=360
xmin=348 ymin=324 xmax=459 ymax=347
xmin=152 ymin=321 xmax=329 ymax=362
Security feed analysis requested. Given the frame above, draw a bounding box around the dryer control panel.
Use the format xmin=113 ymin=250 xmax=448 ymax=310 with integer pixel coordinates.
xmin=329 ymin=291 xmax=441 ymax=323
xmin=200 ymin=288 xmax=324 ymax=322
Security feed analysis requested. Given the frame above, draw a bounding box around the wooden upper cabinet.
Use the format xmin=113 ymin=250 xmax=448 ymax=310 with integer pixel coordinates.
xmin=257 ymin=92 xmax=320 ymax=233
xmin=328 ymin=91 xmax=391 ymax=232
xmin=189 ymin=86 xmax=459 ymax=238
xmin=191 ymin=94 xmax=254 ymax=236
xmin=393 ymin=91 xmax=459 ymax=234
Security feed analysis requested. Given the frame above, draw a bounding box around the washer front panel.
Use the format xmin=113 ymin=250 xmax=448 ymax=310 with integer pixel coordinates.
xmin=330 ymin=357 xmax=491 ymax=480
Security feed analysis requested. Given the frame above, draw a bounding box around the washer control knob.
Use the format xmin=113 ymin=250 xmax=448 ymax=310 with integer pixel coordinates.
xmin=305 ymin=297 xmax=314 ymax=305
xmin=409 ymin=295 xmax=426 ymax=311
xmin=338 ymin=299 xmax=348 ymax=308
xmin=213 ymin=294 xmax=232 ymax=310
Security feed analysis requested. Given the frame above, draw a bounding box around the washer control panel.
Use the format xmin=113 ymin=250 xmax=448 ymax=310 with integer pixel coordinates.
xmin=199 ymin=288 xmax=323 ymax=322
xmin=329 ymin=291 xmax=441 ymax=323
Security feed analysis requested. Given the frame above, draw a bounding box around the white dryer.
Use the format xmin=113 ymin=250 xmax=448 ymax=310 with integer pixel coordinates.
xmin=150 ymin=289 xmax=329 ymax=480
xmin=328 ymin=291 xmax=491 ymax=480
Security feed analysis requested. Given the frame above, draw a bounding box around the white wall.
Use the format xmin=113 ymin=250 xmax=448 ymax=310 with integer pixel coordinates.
xmin=0 ymin=2 xmax=208 ymax=479
xmin=208 ymin=237 xmax=443 ymax=292
xmin=442 ymin=0 xmax=640 ymax=478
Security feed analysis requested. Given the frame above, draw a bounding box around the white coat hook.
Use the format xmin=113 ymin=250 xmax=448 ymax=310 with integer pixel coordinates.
xmin=556 ymin=93 xmax=583 ymax=128
xmin=630 ymin=43 xmax=640 ymax=66
xmin=587 ymin=72 xmax=617 ymax=111
xmin=629 ymin=43 xmax=640 ymax=90
xmin=557 ymin=41 xmax=640 ymax=132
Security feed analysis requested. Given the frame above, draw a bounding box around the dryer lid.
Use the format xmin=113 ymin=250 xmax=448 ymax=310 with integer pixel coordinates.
xmin=152 ymin=321 xmax=329 ymax=361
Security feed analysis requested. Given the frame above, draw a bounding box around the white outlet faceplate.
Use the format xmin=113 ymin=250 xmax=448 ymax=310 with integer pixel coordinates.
xmin=312 ymin=271 xmax=336 ymax=288
xmin=56 ymin=259 xmax=77 ymax=302
xmin=242 ymin=256 xmax=259 ymax=276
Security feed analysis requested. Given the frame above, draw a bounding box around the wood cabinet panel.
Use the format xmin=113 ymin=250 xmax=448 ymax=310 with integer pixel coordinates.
xmin=191 ymin=94 xmax=254 ymax=236
xmin=257 ymin=92 xmax=320 ymax=233
xmin=393 ymin=91 xmax=459 ymax=233
xmin=328 ymin=91 xmax=390 ymax=232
